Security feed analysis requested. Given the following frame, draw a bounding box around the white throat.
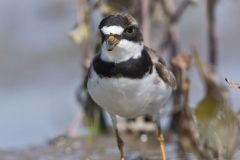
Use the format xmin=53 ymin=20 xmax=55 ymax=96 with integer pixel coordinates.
xmin=100 ymin=40 xmax=144 ymax=63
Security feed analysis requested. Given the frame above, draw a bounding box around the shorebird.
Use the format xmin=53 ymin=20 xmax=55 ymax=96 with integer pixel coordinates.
xmin=87 ymin=13 xmax=176 ymax=160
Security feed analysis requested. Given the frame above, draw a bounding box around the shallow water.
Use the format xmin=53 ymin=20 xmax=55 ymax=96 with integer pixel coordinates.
xmin=0 ymin=0 xmax=240 ymax=159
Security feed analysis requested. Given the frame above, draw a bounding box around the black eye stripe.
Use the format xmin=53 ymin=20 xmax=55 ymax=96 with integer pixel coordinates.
xmin=124 ymin=26 xmax=136 ymax=33
xmin=122 ymin=26 xmax=143 ymax=42
xmin=125 ymin=28 xmax=134 ymax=34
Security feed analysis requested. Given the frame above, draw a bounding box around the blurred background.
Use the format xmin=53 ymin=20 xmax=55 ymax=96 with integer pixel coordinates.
xmin=0 ymin=0 xmax=80 ymax=148
xmin=1 ymin=0 xmax=240 ymax=159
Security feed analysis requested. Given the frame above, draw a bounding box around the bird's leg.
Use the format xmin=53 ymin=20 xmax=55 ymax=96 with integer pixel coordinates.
xmin=157 ymin=126 xmax=167 ymax=160
xmin=154 ymin=113 xmax=167 ymax=160
xmin=110 ymin=114 xmax=125 ymax=160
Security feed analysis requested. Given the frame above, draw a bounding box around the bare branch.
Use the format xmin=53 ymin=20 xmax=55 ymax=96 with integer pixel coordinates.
xmin=160 ymin=0 xmax=195 ymax=54
xmin=171 ymin=54 xmax=192 ymax=106
xmin=170 ymin=0 xmax=196 ymax=23
xmin=160 ymin=0 xmax=174 ymax=18
xmin=76 ymin=0 xmax=88 ymax=25
xmin=207 ymin=0 xmax=219 ymax=71
xmin=193 ymin=45 xmax=220 ymax=94
xmin=141 ymin=0 xmax=150 ymax=46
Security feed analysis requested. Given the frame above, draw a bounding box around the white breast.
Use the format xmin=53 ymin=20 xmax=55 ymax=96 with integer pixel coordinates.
xmin=87 ymin=68 xmax=172 ymax=118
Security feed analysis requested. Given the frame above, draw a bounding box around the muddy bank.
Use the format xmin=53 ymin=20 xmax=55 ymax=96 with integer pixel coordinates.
xmin=0 ymin=133 xmax=201 ymax=160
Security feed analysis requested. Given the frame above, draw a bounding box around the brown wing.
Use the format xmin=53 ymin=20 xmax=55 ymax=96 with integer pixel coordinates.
xmin=145 ymin=46 xmax=177 ymax=89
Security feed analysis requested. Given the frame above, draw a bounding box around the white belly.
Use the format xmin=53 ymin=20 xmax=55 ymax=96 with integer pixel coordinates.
xmin=87 ymin=68 xmax=172 ymax=118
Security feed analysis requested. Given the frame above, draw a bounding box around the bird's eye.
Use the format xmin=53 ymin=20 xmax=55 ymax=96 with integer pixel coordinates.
xmin=125 ymin=26 xmax=134 ymax=34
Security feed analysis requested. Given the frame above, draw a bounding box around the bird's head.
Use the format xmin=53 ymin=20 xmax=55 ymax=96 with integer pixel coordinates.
xmin=98 ymin=13 xmax=144 ymax=62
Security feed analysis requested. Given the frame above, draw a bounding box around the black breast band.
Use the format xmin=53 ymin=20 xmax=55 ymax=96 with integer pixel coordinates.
xmin=93 ymin=49 xmax=153 ymax=79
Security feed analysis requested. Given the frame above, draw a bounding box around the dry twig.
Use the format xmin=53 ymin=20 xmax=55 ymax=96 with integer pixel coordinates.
xmin=225 ymin=78 xmax=240 ymax=89
xmin=141 ymin=0 xmax=150 ymax=46
xmin=172 ymin=54 xmax=192 ymax=107
xmin=160 ymin=0 xmax=196 ymax=54
xmin=160 ymin=0 xmax=195 ymax=109
xmin=207 ymin=0 xmax=219 ymax=71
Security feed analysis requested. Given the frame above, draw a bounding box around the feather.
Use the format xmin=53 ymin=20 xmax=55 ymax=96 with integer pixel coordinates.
xmin=145 ymin=46 xmax=177 ymax=89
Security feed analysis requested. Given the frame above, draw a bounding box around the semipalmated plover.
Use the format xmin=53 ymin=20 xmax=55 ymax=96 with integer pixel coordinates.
xmin=87 ymin=13 xmax=176 ymax=160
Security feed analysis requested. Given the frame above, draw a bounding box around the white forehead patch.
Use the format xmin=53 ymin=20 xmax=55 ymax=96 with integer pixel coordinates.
xmin=101 ymin=26 xmax=124 ymax=35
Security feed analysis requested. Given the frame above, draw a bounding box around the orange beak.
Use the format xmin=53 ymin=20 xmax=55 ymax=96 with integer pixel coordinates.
xmin=106 ymin=35 xmax=119 ymax=51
